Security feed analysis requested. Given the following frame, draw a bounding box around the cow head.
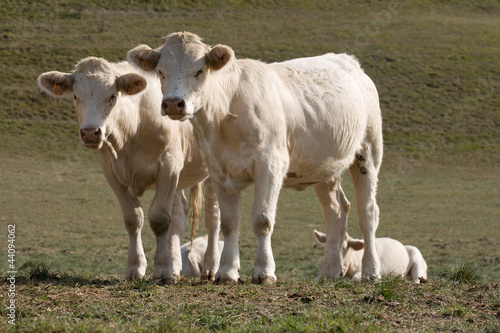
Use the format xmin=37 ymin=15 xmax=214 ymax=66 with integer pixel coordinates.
xmin=127 ymin=32 xmax=234 ymax=121
xmin=37 ymin=57 xmax=147 ymax=149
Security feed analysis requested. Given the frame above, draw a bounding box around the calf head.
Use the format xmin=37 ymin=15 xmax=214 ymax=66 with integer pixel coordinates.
xmin=38 ymin=57 xmax=147 ymax=149
xmin=313 ymin=230 xmax=365 ymax=277
xmin=127 ymin=32 xmax=234 ymax=121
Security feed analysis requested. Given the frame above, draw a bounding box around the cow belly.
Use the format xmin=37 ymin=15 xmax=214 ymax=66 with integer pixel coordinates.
xmin=283 ymin=155 xmax=354 ymax=191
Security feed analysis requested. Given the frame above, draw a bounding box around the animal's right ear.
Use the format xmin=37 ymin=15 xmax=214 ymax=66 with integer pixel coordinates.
xmin=127 ymin=44 xmax=161 ymax=71
xmin=37 ymin=71 xmax=74 ymax=97
xmin=313 ymin=230 xmax=327 ymax=244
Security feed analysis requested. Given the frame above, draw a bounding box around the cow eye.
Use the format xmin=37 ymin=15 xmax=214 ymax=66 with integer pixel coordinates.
xmin=195 ymin=69 xmax=204 ymax=78
xmin=158 ymin=70 xmax=165 ymax=80
xmin=108 ymin=94 xmax=116 ymax=104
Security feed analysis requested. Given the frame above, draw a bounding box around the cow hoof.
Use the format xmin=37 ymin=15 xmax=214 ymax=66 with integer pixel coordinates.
xmin=215 ymin=277 xmax=238 ymax=284
xmin=125 ymin=268 xmax=146 ymax=280
xmin=163 ymin=277 xmax=176 ymax=285
xmin=201 ymin=273 xmax=216 ymax=283
xmin=252 ymin=275 xmax=276 ymax=285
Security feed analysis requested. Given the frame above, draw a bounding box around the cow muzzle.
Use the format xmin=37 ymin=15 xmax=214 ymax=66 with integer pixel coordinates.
xmin=80 ymin=127 xmax=103 ymax=149
xmin=161 ymin=97 xmax=188 ymax=120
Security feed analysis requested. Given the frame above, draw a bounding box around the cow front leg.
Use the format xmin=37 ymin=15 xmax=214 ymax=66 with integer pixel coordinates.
xmin=350 ymin=148 xmax=381 ymax=279
xmin=123 ymin=202 xmax=148 ymax=279
xmin=214 ymin=186 xmax=241 ymax=284
xmin=314 ymin=180 xmax=350 ymax=280
xmin=251 ymin=168 xmax=284 ymax=285
xmin=149 ymin=172 xmax=179 ymax=284
xmin=201 ymin=178 xmax=221 ymax=282
xmin=102 ymin=165 xmax=147 ymax=279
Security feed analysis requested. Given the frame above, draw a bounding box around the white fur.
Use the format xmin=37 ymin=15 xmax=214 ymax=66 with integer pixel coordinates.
xmin=181 ymin=236 xmax=225 ymax=278
xmin=37 ymin=57 xmax=221 ymax=283
xmin=127 ymin=32 xmax=384 ymax=283
xmin=314 ymin=230 xmax=428 ymax=283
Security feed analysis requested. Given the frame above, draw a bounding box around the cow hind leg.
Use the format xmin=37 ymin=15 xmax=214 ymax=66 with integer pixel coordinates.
xmin=215 ymin=187 xmax=242 ymax=284
xmin=201 ymin=179 xmax=221 ymax=282
xmin=350 ymin=144 xmax=382 ymax=279
xmin=315 ymin=180 xmax=350 ymax=280
xmin=168 ymin=191 xmax=188 ymax=281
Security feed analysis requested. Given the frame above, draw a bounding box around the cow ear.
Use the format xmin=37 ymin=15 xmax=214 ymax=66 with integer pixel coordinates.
xmin=116 ymin=73 xmax=147 ymax=95
xmin=37 ymin=71 xmax=74 ymax=97
xmin=205 ymin=44 xmax=234 ymax=70
xmin=313 ymin=230 xmax=327 ymax=244
xmin=348 ymin=239 xmax=365 ymax=251
xmin=127 ymin=44 xmax=160 ymax=71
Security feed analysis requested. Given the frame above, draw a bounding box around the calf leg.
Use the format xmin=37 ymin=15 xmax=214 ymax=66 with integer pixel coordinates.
xmin=215 ymin=186 xmax=242 ymax=283
xmin=314 ymin=179 xmax=350 ymax=280
xmin=406 ymin=246 xmax=428 ymax=283
xmin=201 ymin=178 xmax=221 ymax=282
xmin=350 ymin=146 xmax=382 ymax=279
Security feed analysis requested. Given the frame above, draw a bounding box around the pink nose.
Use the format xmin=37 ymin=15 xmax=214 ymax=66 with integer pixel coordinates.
xmin=162 ymin=98 xmax=185 ymax=116
xmin=80 ymin=127 xmax=102 ymax=143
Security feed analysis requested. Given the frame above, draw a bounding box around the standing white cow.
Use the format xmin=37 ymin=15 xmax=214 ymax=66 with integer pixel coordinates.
xmin=37 ymin=57 xmax=221 ymax=283
xmin=127 ymin=32 xmax=383 ymax=284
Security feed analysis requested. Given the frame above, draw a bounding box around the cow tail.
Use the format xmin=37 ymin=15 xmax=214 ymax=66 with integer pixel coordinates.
xmin=188 ymin=182 xmax=203 ymax=245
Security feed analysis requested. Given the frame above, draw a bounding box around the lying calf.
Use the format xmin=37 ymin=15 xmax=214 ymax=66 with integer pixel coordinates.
xmin=314 ymin=230 xmax=427 ymax=283
xmin=181 ymin=236 xmax=224 ymax=279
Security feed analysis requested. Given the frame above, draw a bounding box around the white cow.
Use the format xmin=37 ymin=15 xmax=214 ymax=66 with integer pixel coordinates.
xmin=127 ymin=32 xmax=384 ymax=284
xmin=314 ymin=231 xmax=428 ymax=283
xmin=37 ymin=57 xmax=221 ymax=283
xmin=181 ymin=236 xmax=224 ymax=278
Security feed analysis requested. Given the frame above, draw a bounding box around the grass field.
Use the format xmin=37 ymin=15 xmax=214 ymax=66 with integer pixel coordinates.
xmin=1 ymin=0 xmax=499 ymax=331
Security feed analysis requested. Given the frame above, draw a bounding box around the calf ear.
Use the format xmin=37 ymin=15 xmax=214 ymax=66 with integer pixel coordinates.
xmin=313 ymin=230 xmax=327 ymax=244
xmin=205 ymin=44 xmax=234 ymax=70
xmin=116 ymin=73 xmax=147 ymax=95
xmin=37 ymin=71 xmax=74 ymax=97
xmin=347 ymin=239 xmax=365 ymax=251
xmin=127 ymin=44 xmax=160 ymax=71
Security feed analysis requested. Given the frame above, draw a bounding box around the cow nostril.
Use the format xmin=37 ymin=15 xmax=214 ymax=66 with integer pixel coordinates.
xmin=95 ymin=128 xmax=102 ymax=138
xmin=162 ymin=100 xmax=169 ymax=110
xmin=178 ymin=100 xmax=185 ymax=109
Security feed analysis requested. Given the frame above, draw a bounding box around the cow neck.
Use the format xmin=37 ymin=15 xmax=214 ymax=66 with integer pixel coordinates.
xmin=191 ymin=64 xmax=240 ymax=144
xmin=107 ymin=94 xmax=142 ymax=154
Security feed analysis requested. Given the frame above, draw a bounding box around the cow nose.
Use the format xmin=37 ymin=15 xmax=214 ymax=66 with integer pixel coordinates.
xmin=162 ymin=98 xmax=185 ymax=115
xmin=80 ymin=127 xmax=102 ymax=140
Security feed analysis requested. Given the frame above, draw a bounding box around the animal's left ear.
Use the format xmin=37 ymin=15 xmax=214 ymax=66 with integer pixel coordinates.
xmin=348 ymin=239 xmax=365 ymax=251
xmin=116 ymin=73 xmax=147 ymax=95
xmin=205 ymin=44 xmax=234 ymax=70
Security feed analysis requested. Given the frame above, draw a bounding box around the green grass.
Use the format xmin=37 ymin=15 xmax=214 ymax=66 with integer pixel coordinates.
xmin=1 ymin=0 xmax=500 ymax=331
xmin=2 ymin=270 xmax=499 ymax=332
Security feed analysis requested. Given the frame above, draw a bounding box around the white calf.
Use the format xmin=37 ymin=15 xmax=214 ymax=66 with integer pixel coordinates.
xmin=314 ymin=230 xmax=427 ymax=283
xmin=314 ymin=184 xmax=426 ymax=283
xmin=127 ymin=32 xmax=384 ymax=283
xmin=38 ymin=57 xmax=221 ymax=283
xmin=181 ymin=236 xmax=225 ymax=278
